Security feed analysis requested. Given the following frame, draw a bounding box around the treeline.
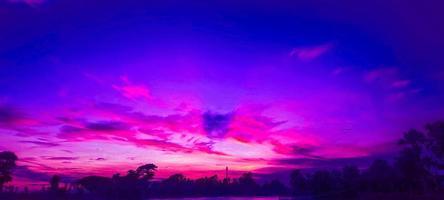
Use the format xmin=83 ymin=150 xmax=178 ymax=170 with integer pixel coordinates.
xmin=288 ymin=121 xmax=444 ymax=198
xmin=77 ymin=171 xmax=287 ymax=199
xmin=149 ymin=172 xmax=287 ymax=198
xmin=0 ymin=121 xmax=443 ymax=199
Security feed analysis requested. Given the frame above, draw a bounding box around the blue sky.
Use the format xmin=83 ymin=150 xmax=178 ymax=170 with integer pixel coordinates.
xmin=1 ymin=0 xmax=444 ymax=188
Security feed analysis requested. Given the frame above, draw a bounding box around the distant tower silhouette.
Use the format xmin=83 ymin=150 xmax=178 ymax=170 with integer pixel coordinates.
xmin=225 ymin=166 xmax=228 ymax=179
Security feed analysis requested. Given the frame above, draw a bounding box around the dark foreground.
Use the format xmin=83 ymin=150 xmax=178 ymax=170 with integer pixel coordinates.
xmin=1 ymin=193 xmax=444 ymax=200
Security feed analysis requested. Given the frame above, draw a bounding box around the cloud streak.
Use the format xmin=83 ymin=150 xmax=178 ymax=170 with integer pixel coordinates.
xmin=113 ymin=76 xmax=152 ymax=101
xmin=290 ymin=43 xmax=332 ymax=61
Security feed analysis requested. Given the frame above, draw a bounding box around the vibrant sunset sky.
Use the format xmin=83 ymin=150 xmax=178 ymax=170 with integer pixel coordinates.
xmin=1 ymin=0 xmax=444 ymax=187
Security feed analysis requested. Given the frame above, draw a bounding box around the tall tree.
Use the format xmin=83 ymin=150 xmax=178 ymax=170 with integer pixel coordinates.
xmin=50 ymin=175 xmax=61 ymax=192
xmin=367 ymin=159 xmax=395 ymax=192
xmin=0 ymin=151 xmax=18 ymax=192
xmin=341 ymin=165 xmax=360 ymax=198
xmin=290 ymin=169 xmax=307 ymax=195
xmin=425 ymin=121 xmax=444 ymax=168
xmin=135 ymin=164 xmax=157 ymax=181
xmin=237 ymin=172 xmax=258 ymax=196
xmin=310 ymin=170 xmax=333 ymax=196
xmin=396 ymin=129 xmax=432 ymax=192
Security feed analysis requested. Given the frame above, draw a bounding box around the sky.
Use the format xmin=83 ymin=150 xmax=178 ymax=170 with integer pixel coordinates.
xmin=1 ymin=0 xmax=444 ymax=188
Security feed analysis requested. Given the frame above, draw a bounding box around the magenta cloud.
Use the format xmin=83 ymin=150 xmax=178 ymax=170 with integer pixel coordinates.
xmin=290 ymin=43 xmax=332 ymax=61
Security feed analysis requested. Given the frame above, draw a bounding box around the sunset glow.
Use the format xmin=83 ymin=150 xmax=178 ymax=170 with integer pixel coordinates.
xmin=1 ymin=0 xmax=444 ymax=189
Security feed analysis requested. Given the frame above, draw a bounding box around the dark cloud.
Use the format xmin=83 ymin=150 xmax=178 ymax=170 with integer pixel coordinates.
xmin=134 ymin=138 xmax=226 ymax=156
xmin=0 ymin=104 xmax=27 ymax=128
xmin=273 ymin=153 xmax=395 ymax=169
xmin=41 ymin=156 xmax=79 ymax=160
xmin=292 ymin=146 xmax=314 ymax=154
xmin=59 ymin=125 xmax=83 ymax=133
xmin=59 ymin=120 xmax=130 ymax=135
xmin=202 ymin=111 xmax=232 ymax=138
xmin=19 ymin=140 xmax=59 ymax=147
xmin=0 ymin=105 xmax=19 ymax=123
xmin=193 ymin=141 xmax=227 ymax=156
xmin=85 ymin=121 xmax=130 ymax=132
xmin=95 ymin=102 xmax=134 ymax=114
xmin=13 ymin=165 xmax=78 ymax=183
xmin=136 ymin=139 xmax=192 ymax=153
xmin=13 ymin=166 xmax=52 ymax=182
xmin=291 ymin=145 xmax=324 ymax=159
xmin=55 ymin=116 xmax=73 ymax=123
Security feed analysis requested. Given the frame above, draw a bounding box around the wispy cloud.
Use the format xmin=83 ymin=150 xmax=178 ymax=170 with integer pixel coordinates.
xmin=41 ymin=156 xmax=79 ymax=161
xmin=85 ymin=121 xmax=130 ymax=132
xmin=390 ymin=80 xmax=411 ymax=88
xmin=364 ymin=68 xmax=418 ymax=102
xmin=290 ymin=43 xmax=332 ymax=61
xmin=0 ymin=105 xmax=19 ymax=124
xmin=387 ymin=92 xmax=407 ymax=102
xmin=13 ymin=165 xmax=52 ymax=182
xmin=7 ymin=0 xmax=45 ymax=6
xmin=112 ymin=76 xmax=152 ymax=101
xmin=331 ymin=67 xmax=346 ymax=76
xmin=364 ymin=67 xmax=398 ymax=83
xmin=19 ymin=140 xmax=60 ymax=147
xmin=0 ymin=104 xmax=28 ymax=128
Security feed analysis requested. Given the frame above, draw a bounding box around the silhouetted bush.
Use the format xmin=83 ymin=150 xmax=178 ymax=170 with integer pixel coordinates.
xmin=0 ymin=151 xmax=17 ymax=192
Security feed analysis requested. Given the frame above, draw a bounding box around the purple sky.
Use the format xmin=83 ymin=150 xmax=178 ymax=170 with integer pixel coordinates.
xmin=1 ymin=0 xmax=444 ymax=188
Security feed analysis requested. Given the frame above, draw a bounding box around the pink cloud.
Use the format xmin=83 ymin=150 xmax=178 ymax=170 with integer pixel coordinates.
xmin=409 ymin=88 xmax=422 ymax=94
xmin=0 ymin=104 xmax=41 ymax=129
xmin=290 ymin=43 xmax=332 ymax=61
xmin=113 ymin=83 xmax=152 ymax=101
xmin=390 ymin=80 xmax=411 ymax=88
xmin=331 ymin=67 xmax=346 ymax=76
xmin=57 ymin=87 xmax=69 ymax=98
xmin=49 ymin=101 xmax=321 ymax=161
xmin=53 ymin=108 xmax=228 ymax=156
xmin=7 ymin=0 xmax=44 ymax=5
xmin=2 ymin=83 xmax=415 ymax=184
xmin=227 ymin=115 xmax=277 ymax=143
xmin=386 ymin=92 xmax=407 ymax=102
xmin=364 ymin=67 xmax=398 ymax=83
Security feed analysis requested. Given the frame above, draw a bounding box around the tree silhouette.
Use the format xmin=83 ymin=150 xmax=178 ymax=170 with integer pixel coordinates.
xmin=261 ymin=179 xmax=288 ymax=196
xmin=135 ymin=163 xmax=157 ymax=181
xmin=165 ymin=173 xmax=187 ymax=183
xmin=237 ymin=172 xmax=259 ymax=196
xmin=78 ymin=163 xmax=157 ymax=199
xmin=0 ymin=151 xmax=17 ymax=192
xmin=341 ymin=165 xmax=360 ymax=198
xmin=310 ymin=170 xmax=333 ymax=196
xmin=396 ymin=129 xmax=434 ymax=192
xmin=366 ymin=159 xmax=395 ymax=193
xmin=78 ymin=175 xmax=113 ymax=196
xmin=290 ymin=169 xmax=307 ymax=195
xmin=50 ymin=175 xmax=60 ymax=192
xmin=425 ymin=121 xmax=444 ymax=167
xmin=399 ymin=129 xmax=426 ymax=151
xmin=395 ymin=147 xmax=431 ymax=192
xmin=159 ymin=173 xmax=190 ymax=197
